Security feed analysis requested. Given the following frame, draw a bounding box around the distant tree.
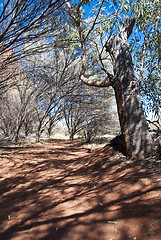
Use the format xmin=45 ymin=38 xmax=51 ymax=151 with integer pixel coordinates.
xmin=0 ymin=70 xmax=38 ymax=142
xmin=83 ymin=90 xmax=118 ymax=142
xmin=25 ymin=48 xmax=80 ymax=141
xmin=62 ymin=93 xmax=87 ymax=140
xmin=62 ymin=84 xmax=116 ymax=141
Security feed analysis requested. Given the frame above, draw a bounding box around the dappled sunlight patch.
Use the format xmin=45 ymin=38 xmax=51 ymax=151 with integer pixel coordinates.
xmin=0 ymin=139 xmax=161 ymax=240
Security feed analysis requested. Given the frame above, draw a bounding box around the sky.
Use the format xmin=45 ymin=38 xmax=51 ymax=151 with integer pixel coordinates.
xmin=0 ymin=2 xmax=3 ymax=14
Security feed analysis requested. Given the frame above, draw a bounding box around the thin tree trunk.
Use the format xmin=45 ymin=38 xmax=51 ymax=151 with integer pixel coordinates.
xmin=69 ymin=132 xmax=74 ymax=141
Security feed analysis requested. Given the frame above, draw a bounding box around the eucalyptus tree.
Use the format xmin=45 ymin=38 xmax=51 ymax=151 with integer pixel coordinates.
xmin=64 ymin=0 xmax=160 ymax=159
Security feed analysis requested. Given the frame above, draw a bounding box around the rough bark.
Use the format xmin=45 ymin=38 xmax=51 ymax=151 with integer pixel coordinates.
xmin=105 ymin=20 xmax=153 ymax=159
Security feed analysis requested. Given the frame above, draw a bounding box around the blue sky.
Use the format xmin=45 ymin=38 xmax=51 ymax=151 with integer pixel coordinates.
xmin=0 ymin=1 xmax=3 ymax=12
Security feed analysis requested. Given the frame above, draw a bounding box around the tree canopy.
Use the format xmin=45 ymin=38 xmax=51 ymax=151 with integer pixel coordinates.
xmin=63 ymin=0 xmax=160 ymax=117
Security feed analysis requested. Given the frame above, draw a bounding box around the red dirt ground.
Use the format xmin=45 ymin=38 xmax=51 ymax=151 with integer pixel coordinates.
xmin=0 ymin=139 xmax=161 ymax=240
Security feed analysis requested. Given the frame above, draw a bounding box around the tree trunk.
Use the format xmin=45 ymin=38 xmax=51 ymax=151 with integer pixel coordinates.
xmin=70 ymin=11 xmax=153 ymax=159
xmin=106 ymin=32 xmax=153 ymax=159
xmin=69 ymin=132 xmax=74 ymax=141
xmin=13 ymin=122 xmax=23 ymax=143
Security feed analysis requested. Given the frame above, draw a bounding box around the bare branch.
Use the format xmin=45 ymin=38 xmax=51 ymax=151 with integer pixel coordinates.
xmin=65 ymin=0 xmax=115 ymax=88
xmin=64 ymin=0 xmax=77 ymax=21
xmin=138 ymin=33 xmax=147 ymax=84
xmin=85 ymin=0 xmax=105 ymax=41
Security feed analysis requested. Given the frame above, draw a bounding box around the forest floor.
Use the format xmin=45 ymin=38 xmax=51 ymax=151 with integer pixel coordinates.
xmin=0 ymin=138 xmax=161 ymax=240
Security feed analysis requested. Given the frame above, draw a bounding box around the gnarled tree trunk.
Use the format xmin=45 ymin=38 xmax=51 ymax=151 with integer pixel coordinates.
xmin=105 ymin=19 xmax=153 ymax=159
xmin=113 ymin=72 xmax=152 ymax=159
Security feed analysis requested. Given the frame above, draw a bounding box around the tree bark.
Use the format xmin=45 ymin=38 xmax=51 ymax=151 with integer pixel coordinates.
xmin=69 ymin=132 xmax=74 ymax=141
xmin=65 ymin=1 xmax=154 ymax=159
xmin=106 ymin=27 xmax=153 ymax=159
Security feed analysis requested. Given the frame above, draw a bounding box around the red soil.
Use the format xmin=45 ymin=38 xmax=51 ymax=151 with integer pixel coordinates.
xmin=0 ymin=139 xmax=161 ymax=240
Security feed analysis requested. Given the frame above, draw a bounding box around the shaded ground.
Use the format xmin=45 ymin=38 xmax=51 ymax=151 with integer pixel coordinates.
xmin=0 ymin=138 xmax=161 ymax=240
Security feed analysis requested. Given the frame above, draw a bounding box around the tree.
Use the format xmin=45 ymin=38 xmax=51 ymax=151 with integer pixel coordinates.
xmin=0 ymin=70 xmax=38 ymax=142
xmin=64 ymin=0 xmax=160 ymax=159
xmin=0 ymin=59 xmax=37 ymax=142
xmin=25 ymin=48 xmax=80 ymax=141
xmin=62 ymin=83 xmax=116 ymax=141
xmin=83 ymin=89 xmax=118 ymax=142
xmin=0 ymin=0 xmax=64 ymax=94
xmin=62 ymin=96 xmax=87 ymax=140
xmin=105 ymin=18 xmax=152 ymax=159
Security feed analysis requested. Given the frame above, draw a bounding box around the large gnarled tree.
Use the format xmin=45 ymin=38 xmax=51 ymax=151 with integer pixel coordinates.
xmin=65 ymin=0 xmax=153 ymax=159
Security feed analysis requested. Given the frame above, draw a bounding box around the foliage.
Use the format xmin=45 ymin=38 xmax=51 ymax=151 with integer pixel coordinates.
xmin=65 ymin=0 xmax=161 ymax=117
xmin=129 ymin=0 xmax=161 ymax=117
xmin=24 ymin=47 xmax=81 ymax=140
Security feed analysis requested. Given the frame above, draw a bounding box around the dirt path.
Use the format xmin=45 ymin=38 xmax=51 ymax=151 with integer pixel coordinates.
xmin=0 ymin=139 xmax=161 ymax=240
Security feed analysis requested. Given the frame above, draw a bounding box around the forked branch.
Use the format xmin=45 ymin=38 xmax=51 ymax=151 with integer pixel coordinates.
xmin=65 ymin=0 xmax=114 ymax=88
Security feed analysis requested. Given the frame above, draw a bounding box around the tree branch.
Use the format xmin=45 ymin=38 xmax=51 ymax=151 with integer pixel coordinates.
xmin=64 ymin=0 xmax=77 ymax=22
xmin=65 ymin=0 xmax=115 ymax=88
xmin=80 ymin=74 xmax=113 ymax=87
xmin=138 ymin=33 xmax=147 ymax=84
xmin=85 ymin=0 xmax=105 ymax=41
xmin=119 ymin=17 xmax=135 ymax=41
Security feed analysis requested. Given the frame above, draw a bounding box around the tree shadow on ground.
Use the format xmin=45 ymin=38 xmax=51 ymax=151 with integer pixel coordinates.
xmin=0 ymin=139 xmax=161 ymax=240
